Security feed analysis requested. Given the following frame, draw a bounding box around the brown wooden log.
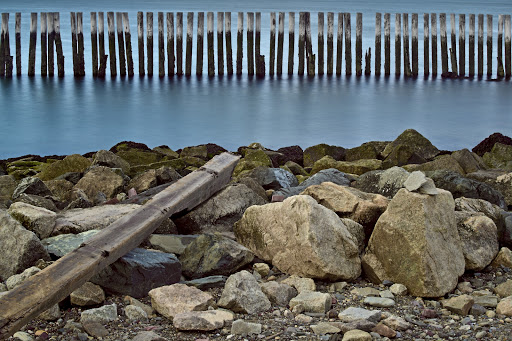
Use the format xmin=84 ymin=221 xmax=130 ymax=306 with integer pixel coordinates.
xmin=225 ymin=12 xmax=233 ymax=75
xmin=147 ymin=12 xmax=153 ymax=76
xmin=0 ymin=153 xmax=240 ymax=340
xmin=288 ymin=12 xmax=295 ymax=75
xmin=77 ymin=13 xmax=85 ymax=76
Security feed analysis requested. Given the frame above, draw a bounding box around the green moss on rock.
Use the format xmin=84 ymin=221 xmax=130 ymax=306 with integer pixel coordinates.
xmin=36 ymin=154 xmax=91 ymax=181
xmin=116 ymin=149 xmax=164 ymax=167
xmin=403 ymin=155 xmax=465 ymax=175
xmin=311 ymin=156 xmax=382 ymax=175
xmin=483 ymin=143 xmax=512 ymax=171
xmin=180 ymin=145 xmax=208 ymax=160
xmin=382 ymin=129 xmax=439 ymax=162
xmin=303 ymin=144 xmax=346 ymax=168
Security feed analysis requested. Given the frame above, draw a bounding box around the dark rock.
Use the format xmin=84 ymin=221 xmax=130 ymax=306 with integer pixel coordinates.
xmin=37 ymin=155 xmax=92 ymax=181
xmin=451 ymin=149 xmax=488 ymax=174
xmin=236 ymin=177 xmax=268 ymax=202
xmin=56 ymin=172 xmax=82 ymax=185
xmin=82 ymin=321 xmax=109 ymax=338
xmin=264 ymin=150 xmax=287 ymax=167
xmin=277 ymin=145 xmax=304 ymax=166
xmin=12 ymin=177 xmax=52 ymax=199
xmin=181 ymin=275 xmax=228 ymax=290
xmin=91 ymin=248 xmax=181 ymax=298
xmin=303 ymin=144 xmax=346 ymax=168
xmin=92 ymin=150 xmax=130 ymax=173
xmin=470 ymin=304 xmax=487 ymax=316
xmin=204 ymin=143 xmax=228 ymax=159
xmin=381 ymin=129 xmax=439 ymax=167
xmin=345 ymin=142 xmax=389 ymax=161
xmin=352 ymin=166 xmax=410 ymax=198
xmin=472 ymin=133 xmax=512 ymax=157
xmin=109 ymin=141 xmax=151 ymax=153
xmin=247 ymin=167 xmax=298 ymax=190
xmin=14 ymin=194 xmax=58 ymax=212
xmin=274 ymin=168 xmax=353 ymax=198
xmin=0 ymin=175 xmax=17 ymax=208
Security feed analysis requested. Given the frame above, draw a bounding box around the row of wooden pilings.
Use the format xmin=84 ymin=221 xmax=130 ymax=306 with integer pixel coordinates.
xmin=1 ymin=11 xmax=512 ymax=78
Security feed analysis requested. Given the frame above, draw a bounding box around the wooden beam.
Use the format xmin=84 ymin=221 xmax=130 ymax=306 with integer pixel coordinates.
xmin=0 ymin=153 xmax=240 ymax=339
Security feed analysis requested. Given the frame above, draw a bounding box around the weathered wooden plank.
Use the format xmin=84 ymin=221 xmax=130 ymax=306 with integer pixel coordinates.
xmin=478 ymin=14 xmax=483 ymax=76
xmin=424 ymin=13 xmax=429 ymax=77
xmin=0 ymin=153 xmax=240 ymax=340
xmin=356 ymin=13 xmax=362 ymax=76
xmin=298 ymin=12 xmax=305 ymax=75
xmin=318 ymin=12 xmax=324 ymax=75
xmin=305 ymin=12 xmax=314 ymax=76
xmin=487 ymin=14 xmax=492 ymax=76
xmin=269 ymin=12 xmax=276 ymax=75
xmin=217 ymin=12 xmax=224 ymax=76
xmin=47 ymin=12 xmax=55 ymax=76
xmin=208 ymin=12 xmax=215 ymax=76
xmin=431 ymin=13 xmax=437 ymax=77
xmin=176 ymin=12 xmax=183 ymax=76
xmin=247 ymin=12 xmax=254 ymax=76
xmin=450 ymin=13 xmax=457 ymax=74
xmin=137 ymin=12 xmax=144 ymax=76
xmin=40 ymin=12 xmax=47 ymax=76
xmin=77 ymin=12 xmax=85 ymax=76
xmin=107 ymin=12 xmax=117 ymax=76
xmin=498 ymin=14 xmax=504 ymax=77
xmin=91 ymin=12 xmax=98 ymax=77
xmin=158 ymin=12 xmax=165 ymax=77
xmin=395 ymin=13 xmax=401 ymax=76
xmin=54 ymin=13 xmax=64 ymax=77
xmin=440 ymin=13 xmax=448 ymax=75
xmin=506 ymin=15 xmax=511 ymax=78
xmin=469 ymin=14 xmax=475 ymax=77
xmin=459 ymin=14 xmax=465 ymax=77
xmin=403 ymin=13 xmax=411 ymax=77
xmin=98 ymin=12 xmax=105 ymax=77
xmin=345 ymin=13 xmax=351 ymax=75
xmin=336 ymin=12 xmax=343 ymax=75
xmin=327 ymin=12 xmax=333 ymax=75
xmin=412 ymin=13 xmax=418 ymax=76
xmin=147 ymin=12 xmax=153 ymax=76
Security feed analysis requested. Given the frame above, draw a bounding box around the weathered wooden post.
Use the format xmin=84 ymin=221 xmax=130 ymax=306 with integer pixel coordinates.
xmin=336 ymin=12 xmax=343 ymax=75
xmin=98 ymin=12 xmax=106 ymax=77
xmin=440 ymin=13 xmax=448 ymax=75
xmin=137 ymin=12 xmax=144 ymax=76
xmin=41 ymin=12 xmax=47 ymax=76
xmin=15 ymin=13 xmax=20 ymax=76
xmin=167 ymin=13 xmax=174 ymax=77
xmin=412 ymin=13 xmax=418 ymax=76
xmin=197 ymin=12 xmax=204 ymax=76
xmin=498 ymin=14 xmax=504 ymax=77
xmin=277 ymin=12 xmax=284 ymax=75
xmin=365 ymin=47 xmax=371 ymax=75
xmin=77 ymin=13 xmax=85 ymax=76
xmin=469 ymin=14 xmax=475 ymax=77
xmin=345 ymin=13 xmax=351 ymax=75
xmin=176 ymin=12 xmax=183 ymax=76
xmin=247 ymin=12 xmax=254 ymax=76
xmin=288 ymin=12 xmax=295 ymax=75
xmin=487 ymin=14 xmax=492 ymax=76
xmin=207 ymin=12 xmax=215 ymax=76
xmin=305 ymin=12 xmax=314 ymax=76
xmin=107 ymin=12 xmax=117 ymax=76
xmin=450 ymin=13 xmax=457 ymax=74
xmin=403 ymin=13 xmax=411 ymax=77
xmin=384 ymin=13 xmax=390 ymax=75
xmin=236 ymin=12 xmax=243 ymax=75
xmin=47 ymin=12 xmax=55 ymax=76
xmin=459 ymin=14 xmax=465 ymax=77
xmin=255 ymin=12 xmax=262 ymax=76
xmin=225 ymin=12 xmax=233 ymax=75
xmin=478 ymin=14 xmax=483 ymax=77
xmin=506 ymin=15 xmax=511 ymax=78
xmin=327 ymin=12 xmax=334 ymax=75
xmin=269 ymin=12 xmax=276 ymax=75
xmin=424 ymin=13 xmax=429 ymax=77
xmin=356 ymin=12 xmax=362 ymax=76
xmin=91 ymin=12 xmax=98 ymax=77
xmin=1 ymin=13 xmax=11 ymax=77
xmin=123 ymin=13 xmax=134 ymax=77
xmin=186 ymin=12 xmax=194 ymax=76
xmin=54 ymin=13 xmax=64 ymax=77
xmin=298 ymin=12 xmax=305 ymax=75
xmin=395 ymin=13 xmax=401 ymax=76
xmin=116 ymin=12 xmax=126 ymax=76
xmin=217 ymin=12 xmax=224 ymax=76
xmin=28 ymin=13 xmax=37 ymax=76
xmin=147 ymin=12 xmax=153 ymax=76
xmin=375 ymin=12 xmax=381 ymax=76
xmin=431 ymin=13 xmax=437 ymax=77
xmin=158 ymin=12 xmax=165 ymax=77
xmin=318 ymin=12 xmax=324 ymax=75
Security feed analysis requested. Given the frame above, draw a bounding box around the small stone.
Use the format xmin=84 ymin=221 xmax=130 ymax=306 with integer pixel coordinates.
xmin=470 ymin=304 xmax=487 ymax=316
xmin=441 ymin=295 xmax=474 ymax=315
xmin=80 ymin=304 xmax=118 ymax=324
xmin=70 ymin=282 xmax=105 ymax=306
xmin=389 ymin=283 xmax=408 ymax=296
xmin=130 ymin=331 xmax=167 ymax=341
xmin=421 ymin=308 xmax=438 ymax=318
xmin=295 ymin=314 xmax=313 ymax=323
xmin=328 ymin=282 xmax=348 ymax=292
xmin=350 ymin=287 xmax=380 ymax=297
xmin=38 ymin=304 xmax=60 ymax=321
xmin=372 ymin=323 xmax=397 ymax=338
xmin=281 ymin=275 xmax=316 ymax=293
xmin=338 ymin=307 xmax=382 ymax=323
xmin=476 ymin=331 xmax=487 ymax=339
xmin=125 ymin=305 xmax=149 ymax=321
xmin=253 ymin=263 xmax=270 ymax=277
xmin=230 ymin=319 xmax=262 ymax=335
xmin=496 ymin=296 xmax=512 ymax=316
xmin=149 ymin=284 xmax=214 ymax=319
xmin=404 ymin=171 xmax=429 ymax=192
xmin=311 ymin=322 xmax=341 ymax=335
xmin=457 ymin=282 xmax=474 ymax=294
xmin=173 ymin=310 xmax=234 ymax=331
xmin=494 ymin=280 xmax=512 ymax=297
xmin=6 ymin=266 xmax=40 ymax=290
xmin=82 ymin=321 xmax=109 ymax=338
xmin=363 ymin=297 xmax=395 ymax=308
xmin=342 ymin=329 xmax=372 ymax=341
xmin=289 ymin=291 xmax=332 ymax=313
xmin=379 ymin=290 xmax=394 ymax=299
xmin=12 ymin=332 xmax=34 ymax=341
xmin=381 ymin=315 xmax=411 ymax=331
xmin=486 ymin=310 xmax=496 ymax=318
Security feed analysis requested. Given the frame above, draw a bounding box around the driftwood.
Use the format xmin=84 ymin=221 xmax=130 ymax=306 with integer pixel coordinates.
xmin=0 ymin=152 xmax=240 ymax=340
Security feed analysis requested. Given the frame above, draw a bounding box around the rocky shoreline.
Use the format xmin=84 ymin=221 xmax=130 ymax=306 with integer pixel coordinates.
xmin=1 ymin=129 xmax=512 ymax=341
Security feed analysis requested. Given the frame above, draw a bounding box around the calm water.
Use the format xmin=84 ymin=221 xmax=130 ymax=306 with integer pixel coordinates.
xmin=0 ymin=0 xmax=511 ymax=158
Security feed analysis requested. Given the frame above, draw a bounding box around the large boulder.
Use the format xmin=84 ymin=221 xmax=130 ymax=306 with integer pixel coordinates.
xmin=14 ymin=193 xmax=57 ymax=212
xmin=112 ymin=142 xmax=164 ymax=167
xmin=180 ymin=234 xmax=254 ymax=279
xmin=345 ymin=142 xmax=389 ymax=162
xmin=301 ymin=182 xmax=388 ymax=240
xmin=36 ymin=154 xmax=91 ymax=181
xmin=273 ymin=169 xmax=352 ymax=199
xmin=483 ymin=143 xmax=512 ymax=170
xmin=451 ymin=149 xmax=487 ymax=174
xmin=92 ymin=150 xmax=131 ymax=174
xmin=44 ymin=179 xmax=74 ymax=202
xmin=127 ymin=167 xmax=181 ymax=193
xmin=303 ymin=144 xmax=345 ymax=168
xmin=277 ymin=145 xmax=304 ymax=166
xmin=381 ymin=129 xmax=439 ymax=167
xmin=74 ymin=166 xmax=125 ymax=201
xmin=466 ymin=170 xmax=512 ymax=207
xmin=91 ymin=248 xmax=181 ymax=298
xmin=12 ymin=177 xmax=52 ymax=199
xmin=311 ymin=156 xmax=382 ymax=176
xmin=174 ymin=183 xmax=267 ymax=234
xmin=0 ymin=175 xmax=17 ymax=208
xmin=473 ymin=132 xmax=512 ymax=156
xmin=362 ymin=188 xmax=465 ymax=297
xmin=8 ymin=202 xmax=57 ymax=239
xmin=353 ymin=167 xmax=410 ymax=198
xmin=245 ymin=167 xmax=298 ymax=190
xmin=149 ymin=284 xmax=214 ymax=319
xmin=217 ymin=270 xmax=271 ymax=314
xmin=42 ymin=230 xmax=100 ymax=257
xmin=0 ymin=210 xmax=50 ymax=281
xmin=403 ymin=155 xmax=465 ymax=175
xmin=234 ymin=195 xmax=361 ymax=281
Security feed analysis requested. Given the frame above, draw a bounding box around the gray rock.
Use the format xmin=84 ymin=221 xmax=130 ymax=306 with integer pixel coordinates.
xmin=353 ymin=166 xmax=410 ymax=198
xmin=148 ymin=283 xmax=214 ymax=319
xmin=12 ymin=177 xmax=52 ymax=199
xmin=247 ymin=167 xmax=299 ymax=190
xmin=6 ymin=266 xmax=40 ymax=290
xmin=38 ymin=304 xmax=61 ymax=321
xmin=12 ymin=332 xmax=34 ymax=341
xmin=70 ymin=282 xmax=106 ymax=306
xmin=274 ymin=168 xmax=353 ymax=198
xmin=173 ymin=310 xmax=234 ymax=331
xmin=363 ymin=297 xmax=395 ymax=308
xmin=74 ymin=166 xmax=125 ymax=201
xmin=124 ymin=305 xmax=149 ymax=321
xmin=441 ymin=295 xmax=474 ymax=315
xmin=0 ymin=175 xmax=17 ymax=208
xmin=80 ymin=304 xmax=117 ymax=324
xmin=338 ymin=320 xmax=377 ymax=333
xmin=92 ymin=150 xmax=130 ymax=174
xmin=14 ymin=193 xmax=58 ymax=212
xmin=231 ymin=319 xmax=262 ymax=335
xmin=8 ymin=202 xmax=56 ymax=239
xmin=180 ymin=233 xmax=254 ymax=279
xmin=218 ymin=270 xmax=271 ymax=314
xmin=311 ymin=322 xmax=341 ymax=335
xmin=127 ymin=166 xmax=181 ymax=193
xmin=42 ymin=230 xmax=100 ymax=258
xmin=182 ymin=275 xmax=228 ymax=290
xmin=0 ymin=210 xmax=50 ymax=281
xmin=467 ymin=170 xmax=512 ymax=207
xmin=92 ymin=248 xmax=181 ymax=298
xmin=338 ymin=307 xmax=382 ymax=323
xmin=404 ymin=171 xmax=438 ymax=195
xmin=147 ymin=234 xmax=198 ymax=255
xmin=451 ymin=149 xmax=488 ymax=174
xmin=174 ymin=183 xmax=267 ymax=234
xmin=260 ymin=281 xmax=298 ymax=306
xmin=289 ymin=291 xmax=332 ymax=313
xmin=130 ymin=331 xmax=167 ymax=341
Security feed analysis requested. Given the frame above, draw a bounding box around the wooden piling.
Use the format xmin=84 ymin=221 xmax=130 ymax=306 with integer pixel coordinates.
xmin=375 ymin=13 xmax=381 ymax=76
xmin=277 ymin=12 xmax=284 ymax=75
xmin=478 ymin=14 xmax=483 ymax=76
xmin=116 ymin=13 xmax=126 ymax=76
xmin=365 ymin=47 xmax=371 ymax=75
xmin=70 ymin=12 xmax=78 ymax=76
xmin=459 ymin=14 xmax=465 ymax=77
xmin=28 ymin=13 xmax=37 ymax=76
xmin=137 ymin=12 xmax=144 ymax=76
xmin=336 ymin=12 xmax=343 ymax=75
xmin=395 ymin=13 xmax=401 ymax=76
xmin=54 ymin=13 xmax=64 ymax=77
xmin=269 ymin=12 xmax=276 ymax=75
xmin=166 ymin=13 xmax=174 ymax=77
xmin=440 ymin=13 xmax=448 ymax=75
xmin=326 ymin=12 xmax=333 ymax=75
xmin=217 ymin=12 xmax=224 ymax=76
xmin=288 ymin=12 xmax=295 ymax=75
xmin=356 ymin=13 xmax=362 ymax=76
xmin=0 ymin=14 xmax=5 ymax=76
xmin=345 ymin=13 xmax=351 ymax=75
xmin=158 ymin=12 xmax=165 ymax=77
xmin=225 ymin=12 xmax=233 ymax=75
xmin=305 ymin=12 xmax=314 ymax=76
xmin=177 ymin=12 xmax=184 ymax=76
xmin=107 ymin=12 xmax=117 ymax=76
xmin=384 ymin=13 xmax=390 ymax=75
xmin=146 ymin=12 xmax=153 ymax=76
xmin=431 ymin=13 xmax=437 ymax=77
xmin=487 ymin=14 xmax=492 ymax=76
xmin=498 ymin=14 xmax=503 ymax=77
xmin=77 ymin=13 xmax=84 ymax=76
xmin=40 ymin=12 xmax=47 ymax=76
xmin=15 ymin=13 xmax=20 ymax=76
xmin=207 ymin=12 xmax=215 ymax=76
xmin=186 ymin=12 xmax=194 ymax=76
xmin=403 ymin=13 xmax=411 ymax=77
xmin=1 ymin=13 xmax=11 ymax=77
xmin=123 ymin=13 xmax=134 ymax=77
xmin=318 ymin=12 xmax=324 ymax=75
xmin=412 ymin=13 xmax=418 ymax=76
xmin=91 ymin=12 xmax=98 ymax=77
xmin=298 ymin=12 xmax=305 ymax=75
xmin=424 ymin=13 xmax=429 ymax=77
xmin=47 ymin=12 xmax=55 ymax=76
xmin=450 ymin=13 xmax=457 ymax=74
xmin=255 ymin=12 xmax=261 ymax=76
xmin=98 ymin=12 xmax=105 ymax=77
xmin=506 ymin=15 xmax=511 ymax=78
xmin=469 ymin=14 xmax=475 ymax=77
xmin=197 ymin=12 xmax=204 ymax=76
xmin=236 ymin=12 xmax=243 ymax=75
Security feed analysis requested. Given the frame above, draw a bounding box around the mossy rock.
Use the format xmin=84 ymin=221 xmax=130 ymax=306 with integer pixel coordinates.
xmin=244 ymin=149 xmax=272 ymax=167
xmin=483 ymin=143 xmax=512 ymax=171
xmin=109 ymin=141 xmax=151 ymax=153
xmin=181 ymin=156 xmax=207 ymax=168
xmin=127 ymin=159 xmax=185 ymax=178
xmin=296 ymin=175 xmax=309 ymax=184
xmin=403 ymin=155 xmax=465 ymax=175
xmin=116 ymin=149 xmax=164 ymax=167
xmin=233 ymin=160 xmax=269 ymax=178
xmin=279 ymin=165 xmax=293 ymax=175
xmin=6 ymin=160 xmax=47 ymax=180
xmin=180 ymin=145 xmax=208 ymax=160
xmin=382 ymin=144 xmax=427 ymax=169
xmin=303 ymin=143 xmax=346 ymax=168
xmin=382 ymin=129 xmax=439 ymax=161
xmin=311 ymin=156 xmax=382 ymax=175
xmin=36 ymin=154 xmax=91 ymax=181
xmin=284 ymin=161 xmax=309 ymax=176
xmin=345 ymin=141 xmax=389 ymax=161
xmin=310 ymin=156 xmax=339 ymax=174
xmin=153 ymin=146 xmax=179 ymax=159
